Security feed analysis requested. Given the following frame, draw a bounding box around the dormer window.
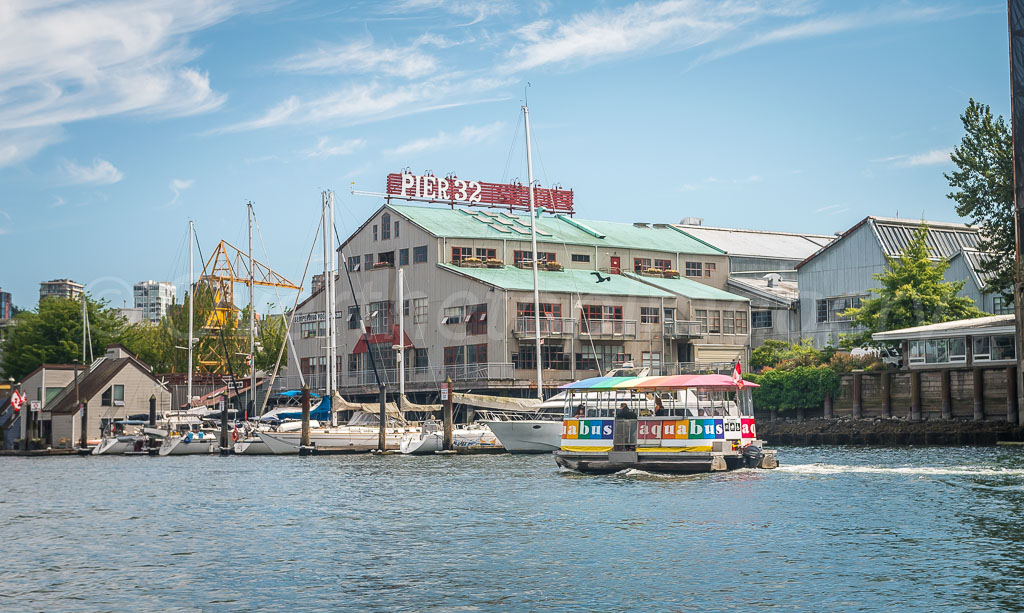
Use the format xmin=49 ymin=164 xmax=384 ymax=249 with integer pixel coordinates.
xmin=382 ymin=213 xmax=391 ymax=239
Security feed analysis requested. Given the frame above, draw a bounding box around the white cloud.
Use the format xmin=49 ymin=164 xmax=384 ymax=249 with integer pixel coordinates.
xmin=386 ymin=121 xmax=506 ymax=155
xmin=873 ymin=148 xmax=952 ymax=167
xmin=0 ymin=1 xmax=249 ymax=164
xmin=220 ymin=78 xmax=513 ymax=132
xmin=62 ymin=158 xmax=123 ymax=185
xmin=306 ymin=137 xmax=366 ymax=158
xmin=392 ymin=0 xmax=514 ymax=25
xmin=280 ymin=39 xmax=438 ymax=78
xmin=50 ymin=196 xmax=66 ymax=208
xmin=167 ymin=178 xmax=194 ymax=206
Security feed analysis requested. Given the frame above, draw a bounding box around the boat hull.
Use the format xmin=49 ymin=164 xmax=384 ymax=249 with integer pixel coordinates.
xmin=158 ymin=434 xmax=218 ymax=456
xmin=554 ymin=448 xmax=778 ymax=474
xmin=257 ymin=428 xmax=416 ymax=454
xmin=91 ymin=436 xmax=141 ymax=455
xmin=484 ymin=420 xmax=560 ymax=453
xmin=399 ymin=427 xmax=503 ymax=455
xmin=233 ymin=437 xmax=273 ymax=454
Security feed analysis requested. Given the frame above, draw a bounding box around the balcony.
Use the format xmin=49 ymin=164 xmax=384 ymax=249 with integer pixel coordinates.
xmin=513 ymin=316 xmax=576 ymax=338
xmin=663 ymin=320 xmax=703 ymax=339
xmin=578 ymin=319 xmax=637 ymax=339
xmin=276 ymin=363 xmax=515 ymax=393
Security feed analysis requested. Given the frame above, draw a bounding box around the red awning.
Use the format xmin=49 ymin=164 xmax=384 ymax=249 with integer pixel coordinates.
xmin=352 ymin=325 xmax=414 ymax=354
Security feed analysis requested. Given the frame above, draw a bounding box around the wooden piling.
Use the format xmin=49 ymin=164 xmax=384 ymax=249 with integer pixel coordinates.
xmin=1007 ymin=366 xmax=1019 ymax=424
xmin=940 ymin=369 xmax=952 ymax=420
xmin=377 ymin=387 xmax=387 ymax=452
xmin=219 ymin=394 xmax=230 ymax=454
xmin=149 ymin=394 xmax=157 ymax=426
xmin=823 ymin=392 xmax=832 ymax=419
xmin=79 ymin=401 xmax=88 ymax=449
xmin=300 ymin=386 xmax=311 ymax=448
xmin=443 ymin=378 xmax=453 ymax=451
xmin=973 ymin=368 xmax=985 ymax=421
xmin=851 ymin=371 xmax=863 ymax=419
xmin=910 ymin=371 xmax=922 ymax=421
xmin=880 ymin=371 xmax=892 ymax=418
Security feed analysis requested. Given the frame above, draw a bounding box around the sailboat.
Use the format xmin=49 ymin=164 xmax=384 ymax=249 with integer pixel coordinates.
xmin=159 ymin=220 xmax=219 ymax=456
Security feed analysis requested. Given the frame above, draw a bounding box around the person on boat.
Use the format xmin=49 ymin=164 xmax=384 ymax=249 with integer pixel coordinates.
xmin=616 ymin=402 xmax=636 ymax=419
xmin=574 ymin=405 xmax=585 ymax=418
xmin=653 ymin=397 xmax=665 ymax=416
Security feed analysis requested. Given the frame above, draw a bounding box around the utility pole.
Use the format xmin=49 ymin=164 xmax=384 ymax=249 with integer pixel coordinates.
xmin=1009 ymin=0 xmax=1024 ymax=425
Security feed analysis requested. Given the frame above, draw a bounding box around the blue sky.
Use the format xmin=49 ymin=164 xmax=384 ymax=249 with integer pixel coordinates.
xmin=0 ymin=0 xmax=1010 ymax=311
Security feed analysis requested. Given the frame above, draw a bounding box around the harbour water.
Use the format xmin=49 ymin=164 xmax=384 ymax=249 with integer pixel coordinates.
xmin=2 ymin=447 xmax=1023 ymax=611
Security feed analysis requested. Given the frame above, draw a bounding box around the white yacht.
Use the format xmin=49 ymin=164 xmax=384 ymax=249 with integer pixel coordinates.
xmin=257 ymin=412 xmax=417 ymax=454
xmin=398 ymin=421 xmax=502 ymax=455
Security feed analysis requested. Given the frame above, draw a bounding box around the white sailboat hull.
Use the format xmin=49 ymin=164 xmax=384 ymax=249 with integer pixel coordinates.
xmin=257 ymin=427 xmax=415 ymax=454
xmin=484 ymin=420 xmax=561 ymax=453
xmin=399 ymin=426 xmax=502 ymax=455
xmin=91 ymin=436 xmax=139 ymax=455
xmin=233 ymin=437 xmax=273 ymax=454
xmin=158 ymin=433 xmax=219 ymax=456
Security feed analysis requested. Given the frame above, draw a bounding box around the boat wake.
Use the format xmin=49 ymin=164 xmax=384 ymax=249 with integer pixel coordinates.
xmin=777 ymin=463 xmax=1024 ymax=477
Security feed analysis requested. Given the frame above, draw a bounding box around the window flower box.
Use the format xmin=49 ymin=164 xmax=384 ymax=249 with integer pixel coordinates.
xmin=662 ymin=269 xmax=680 ymax=279
xmin=644 ymin=268 xmax=664 ymax=277
xmin=545 ymin=261 xmax=564 ymax=272
xmin=485 ymin=258 xmax=504 ymax=268
xmin=373 ymin=261 xmax=393 ymax=269
xmin=461 ymin=257 xmax=484 ymax=268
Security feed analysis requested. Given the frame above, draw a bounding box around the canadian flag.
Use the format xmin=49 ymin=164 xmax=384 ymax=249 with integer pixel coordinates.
xmin=732 ymin=362 xmax=744 ymax=388
xmin=10 ymin=391 xmax=26 ymax=411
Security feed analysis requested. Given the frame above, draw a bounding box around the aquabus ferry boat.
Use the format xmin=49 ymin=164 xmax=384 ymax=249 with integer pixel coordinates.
xmin=553 ymin=374 xmax=778 ymax=474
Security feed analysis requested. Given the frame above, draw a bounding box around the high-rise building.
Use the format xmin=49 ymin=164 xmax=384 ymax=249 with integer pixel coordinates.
xmin=0 ymin=289 xmax=11 ymax=320
xmin=39 ymin=279 xmax=84 ymax=302
xmin=133 ymin=280 xmax=176 ymax=323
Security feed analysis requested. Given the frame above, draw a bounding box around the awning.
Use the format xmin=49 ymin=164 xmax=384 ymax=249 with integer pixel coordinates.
xmin=352 ymin=325 xmax=414 ymax=354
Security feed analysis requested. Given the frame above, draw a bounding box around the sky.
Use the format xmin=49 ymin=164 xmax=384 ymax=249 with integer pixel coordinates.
xmin=0 ymin=0 xmax=1012 ymax=312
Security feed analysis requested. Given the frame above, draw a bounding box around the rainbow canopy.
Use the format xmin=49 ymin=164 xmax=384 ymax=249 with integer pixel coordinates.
xmin=558 ymin=374 xmax=758 ymax=391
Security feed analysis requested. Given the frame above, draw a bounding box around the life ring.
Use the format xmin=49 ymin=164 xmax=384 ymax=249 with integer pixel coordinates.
xmin=231 ymin=429 xmax=239 ymax=442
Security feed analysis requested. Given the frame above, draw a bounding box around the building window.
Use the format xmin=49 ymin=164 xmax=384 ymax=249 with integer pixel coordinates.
xmin=633 ymin=257 xmax=652 ymax=273
xmin=413 ymin=245 xmax=428 ymax=264
xmin=414 ymin=298 xmax=428 ymax=323
xmin=372 ymin=225 xmax=378 ymax=241
xmin=816 ymin=297 xmax=862 ymax=323
xmin=377 ymin=251 xmax=395 ymax=267
xmin=685 ymin=262 xmax=702 ymax=277
xmin=514 ymin=250 xmax=556 ymax=265
xmin=346 ymin=306 xmax=359 ymax=330
xmin=348 ymin=354 xmax=358 ymax=372
xmin=444 ymin=346 xmax=465 ymax=366
xmin=399 ymin=248 xmax=409 ymax=266
xmin=575 ymin=344 xmax=628 ymax=371
xmin=451 ymin=246 xmax=472 ymax=264
xmin=475 ymin=248 xmax=497 ymax=260
xmin=514 ymin=342 xmax=569 ymax=370
xmin=101 ymin=387 xmax=112 ymax=406
xmin=695 ymin=309 xmax=708 ymax=334
xmin=347 ymin=255 xmax=361 ymax=272
xmin=518 ymin=302 xmax=562 ymax=318
xmin=704 ymin=262 xmax=716 ymax=278
xmin=442 ymin=306 xmax=464 ymax=325
xmin=369 ymin=301 xmax=391 ymax=334
xmin=300 ymin=357 xmax=311 ymax=375
xmin=414 ymin=348 xmax=428 ymax=368
xmin=723 ymin=310 xmax=735 ymax=334
xmin=466 ymin=343 xmax=488 ymax=364
xmin=993 ymin=296 xmax=1014 ymax=314
xmin=395 ymin=221 xmax=400 ymax=238
xmin=381 ymin=213 xmax=391 ymax=240
xmin=466 ymin=304 xmax=487 ymax=335
xmin=751 ymin=310 xmax=773 ymax=329
xmin=640 ymin=307 xmax=660 ymax=324
xmin=735 ymin=311 xmax=748 ymax=334
xmin=708 ymin=310 xmax=721 ymax=334
xmin=571 ymin=253 xmax=590 ymax=263
xmin=909 ymin=338 xmax=967 ymax=364
xmin=364 ymin=254 xmax=374 ymax=270
xmin=993 ymin=335 xmax=1016 ymax=360
xmin=654 ymin=259 xmax=672 ymax=271
xmin=301 ymin=321 xmax=318 ymax=338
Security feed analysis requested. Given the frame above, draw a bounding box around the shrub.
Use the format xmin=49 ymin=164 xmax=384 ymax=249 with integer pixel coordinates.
xmin=747 ymin=366 xmax=839 ymax=413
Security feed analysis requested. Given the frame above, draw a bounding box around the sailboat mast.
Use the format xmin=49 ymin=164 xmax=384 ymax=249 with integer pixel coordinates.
xmin=248 ymin=202 xmax=256 ymax=419
xmin=81 ymin=293 xmax=87 ymax=363
xmin=524 ymin=104 xmax=544 ymax=401
xmin=187 ymin=220 xmax=194 ymax=409
xmin=328 ymin=191 xmax=338 ymax=398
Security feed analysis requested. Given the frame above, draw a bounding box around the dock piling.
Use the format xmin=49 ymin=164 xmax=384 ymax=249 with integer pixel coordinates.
xmin=300 ymin=386 xmax=311 ymax=449
xmin=852 ymin=371 xmax=863 ymax=419
xmin=443 ymin=378 xmax=453 ymax=451
xmin=973 ymin=368 xmax=985 ymax=421
xmin=940 ymin=369 xmax=952 ymax=420
xmin=910 ymin=371 xmax=922 ymax=421
xmin=881 ymin=371 xmax=892 ymax=418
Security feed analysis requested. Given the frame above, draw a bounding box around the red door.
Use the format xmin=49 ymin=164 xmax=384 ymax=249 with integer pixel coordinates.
xmin=610 ymin=256 xmax=620 ymax=274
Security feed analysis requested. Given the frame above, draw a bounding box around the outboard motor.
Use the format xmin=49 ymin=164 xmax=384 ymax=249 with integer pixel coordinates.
xmin=741 ymin=444 xmax=764 ymax=469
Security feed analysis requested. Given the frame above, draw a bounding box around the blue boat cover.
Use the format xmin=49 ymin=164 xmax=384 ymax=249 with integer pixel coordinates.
xmin=270 ymin=395 xmax=331 ymax=421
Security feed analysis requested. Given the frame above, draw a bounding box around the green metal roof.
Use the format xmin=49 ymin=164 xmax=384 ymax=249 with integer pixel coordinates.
xmin=624 ymin=273 xmax=749 ymax=302
xmin=390 ymin=204 xmax=723 ymax=255
xmin=439 ymin=264 xmax=675 ymax=298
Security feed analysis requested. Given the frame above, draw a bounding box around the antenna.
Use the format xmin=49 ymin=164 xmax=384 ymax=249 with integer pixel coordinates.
xmin=524 ymin=81 xmax=530 ymax=106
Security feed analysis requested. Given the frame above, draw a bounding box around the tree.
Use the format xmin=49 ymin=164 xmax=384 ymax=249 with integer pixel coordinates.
xmin=946 ymin=98 xmax=1014 ymax=298
xmin=841 ymin=224 xmax=986 ymax=347
xmin=0 ymin=296 xmax=129 ymax=380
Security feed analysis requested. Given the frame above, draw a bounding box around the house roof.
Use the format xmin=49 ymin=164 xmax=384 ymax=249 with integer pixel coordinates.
xmin=796 ymin=216 xmax=981 ymax=270
xmin=871 ymin=314 xmax=1014 ymax=341
xmin=624 ymin=273 xmax=749 ymax=302
xmin=950 ymin=248 xmax=997 ymax=291
xmin=727 ymin=276 xmax=799 ymax=305
xmin=388 ymin=204 xmax=724 ymax=255
xmin=18 ymin=363 xmax=78 ymax=383
xmin=672 ymin=224 xmax=835 ymax=261
xmin=438 ymin=264 xmax=674 ymax=298
xmin=47 ymin=356 xmax=162 ymax=415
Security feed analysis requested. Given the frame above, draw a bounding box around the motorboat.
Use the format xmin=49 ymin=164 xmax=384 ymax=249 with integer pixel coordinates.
xmin=553 ymin=373 xmax=778 ymax=474
xmin=399 ymin=421 xmax=502 ymax=455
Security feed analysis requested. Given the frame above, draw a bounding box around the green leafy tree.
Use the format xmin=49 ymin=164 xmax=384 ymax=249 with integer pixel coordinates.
xmin=841 ymin=224 xmax=985 ymax=347
xmin=750 ymin=338 xmax=824 ymax=371
xmin=0 ymin=296 xmax=128 ymax=380
xmin=945 ymin=98 xmax=1014 ymax=298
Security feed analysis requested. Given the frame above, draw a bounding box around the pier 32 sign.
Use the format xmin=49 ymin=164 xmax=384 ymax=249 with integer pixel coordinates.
xmin=384 ymin=172 xmax=575 ymax=215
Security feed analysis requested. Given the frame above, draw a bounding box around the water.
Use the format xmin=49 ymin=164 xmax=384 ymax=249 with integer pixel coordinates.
xmin=2 ymin=447 xmax=1023 ymax=612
